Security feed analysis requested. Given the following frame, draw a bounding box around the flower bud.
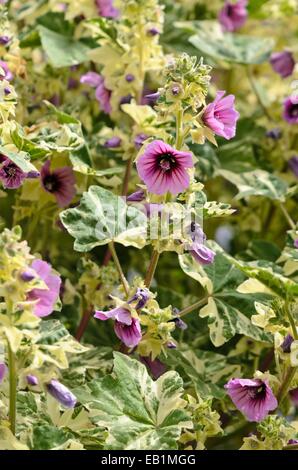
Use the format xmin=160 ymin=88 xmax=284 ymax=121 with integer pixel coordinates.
xmin=20 ymin=270 xmax=35 ymax=282
xmin=46 ymin=379 xmax=77 ymax=408
xmin=26 ymin=374 xmax=38 ymax=386
xmin=281 ymin=334 xmax=294 ymax=353
xmin=125 ymin=74 xmax=135 ymax=82
xmin=104 ymin=136 xmax=122 ymax=148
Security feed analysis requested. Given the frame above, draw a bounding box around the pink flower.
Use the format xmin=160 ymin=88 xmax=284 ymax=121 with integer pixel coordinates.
xmin=0 ymin=363 xmax=7 ymax=383
xmin=219 ymin=0 xmax=248 ymax=32
xmin=0 ymin=156 xmax=27 ymax=189
xmin=95 ymin=0 xmax=119 ymax=18
xmin=225 ymin=378 xmax=278 ymax=422
xmin=41 ymin=160 xmax=76 ymax=207
xmin=80 ymin=72 xmax=111 ymax=114
xmin=94 ymin=306 xmax=142 ymax=348
xmin=0 ymin=60 xmax=13 ymax=81
xmin=203 ymin=91 xmax=239 ymax=140
xmin=283 ymin=96 xmax=298 ymax=124
xmin=27 ymin=260 xmax=61 ymax=318
xmin=136 ymin=140 xmax=193 ymax=195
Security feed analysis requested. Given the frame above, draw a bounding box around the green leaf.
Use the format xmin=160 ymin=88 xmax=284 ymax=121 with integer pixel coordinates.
xmin=166 ymin=348 xmax=240 ymax=399
xmin=44 ymin=100 xmax=80 ymax=124
xmin=30 ymin=424 xmax=74 ymax=450
xmin=38 ymin=26 xmax=91 ymax=68
xmin=60 ymin=185 xmax=148 ymax=252
xmin=70 ymin=146 xmax=123 ymax=177
xmin=179 ymin=250 xmax=273 ymax=346
xmin=0 ymin=146 xmax=38 ymax=174
xmin=217 ymin=169 xmax=289 ymax=201
xmin=74 ymin=352 xmax=192 ymax=450
xmin=188 ymin=21 xmax=274 ymax=64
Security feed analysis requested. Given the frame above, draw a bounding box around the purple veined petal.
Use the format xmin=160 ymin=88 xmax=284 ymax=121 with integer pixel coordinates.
xmin=114 ymin=317 xmax=142 ymax=348
xmin=94 ymin=306 xmax=132 ymax=325
xmin=203 ymin=91 xmax=239 ymax=140
xmin=41 ymin=160 xmax=76 ymax=208
xmin=136 ymin=140 xmax=193 ymax=196
xmin=283 ymin=96 xmax=298 ymax=124
xmin=27 ymin=259 xmax=61 ymax=318
xmin=225 ymin=377 xmax=278 ymax=422
xmin=0 ymin=363 xmax=7 ymax=383
xmin=46 ymin=379 xmax=77 ymax=408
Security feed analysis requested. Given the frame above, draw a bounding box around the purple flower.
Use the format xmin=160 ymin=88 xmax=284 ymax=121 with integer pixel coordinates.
xmin=114 ymin=317 xmax=142 ymax=348
xmin=125 ymin=74 xmax=135 ymax=82
xmin=281 ymin=334 xmax=294 ymax=353
xmin=289 ymin=388 xmax=298 ymax=406
xmin=203 ymin=91 xmax=239 ymax=140
xmin=136 ymin=140 xmax=193 ymax=195
xmin=140 ymin=356 xmax=166 ymax=379
xmin=288 ymin=439 xmax=298 ymax=445
xmin=41 ymin=160 xmax=76 ymax=207
xmin=120 ymin=94 xmax=132 ymax=105
xmin=283 ymin=96 xmax=298 ymax=124
xmin=188 ymin=223 xmax=215 ymax=265
xmin=27 ymin=259 xmax=61 ymax=318
xmin=0 ymin=36 xmax=10 ymax=45
xmin=134 ymin=133 xmax=149 ymax=149
xmin=20 ymin=270 xmax=36 ymax=282
xmin=147 ymin=27 xmax=160 ymax=36
xmin=289 ymin=156 xmax=298 ymax=177
xmin=219 ymin=0 xmax=248 ymax=32
xmin=0 ymin=60 xmax=13 ymax=81
xmin=0 ymin=363 xmax=7 ymax=383
xmin=127 ymin=189 xmax=145 ymax=202
xmin=225 ymin=378 xmax=278 ymax=422
xmin=0 ymin=157 xmax=27 ymax=189
xmin=128 ymin=287 xmax=150 ymax=310
xmin=46 ymin=379 xmax=77 ymax=408
xmin=270 ymin=51 xmax=295 ymax=78
xmin=104 ymin=136 xmax=122 ymax=148
xmin=95 ymin=0 xmax=119 ymax=18
xmin=26 ymin=375 xmax=38 ymax=386
xmin=80 ymin=72 xmax=111 ymax=114
xmin=94 ymin=304 xmax=143 ymax=348
xmin=172 ymin=317 xmax=188 ymax=330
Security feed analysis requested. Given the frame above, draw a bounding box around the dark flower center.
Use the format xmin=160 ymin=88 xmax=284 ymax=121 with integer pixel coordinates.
xmin=247 ymin=383 xmax=267 ymax=401
xmin=290 ymin=104 xmax=298 ymax=117
xmin=4 ymin=164 xmax=17 ymax=178
xmin=226 ymin=4 xmax=234 ymax=16
xmin=43 ymin=174 xmax=60 ymax=193
xmin=158 ymin=153 xmax=176 ymax=172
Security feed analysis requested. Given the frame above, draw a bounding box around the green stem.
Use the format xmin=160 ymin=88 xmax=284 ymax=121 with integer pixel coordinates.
xmin=8 ymin=342 xmax=17 ymax=435
xmin=108 ymin=242 xmax=129 ymax=297
xmin=277 ymin=367 xmax=296 ymax=404
xmin=279 ymin=202 xmax=296 ymax=230
xmin=285 ymin=300 xmax=298 ymax=340
xmin=175 ymin=107 xmax=184 ymax=150
xmin=179 ymin=296 xmax=209 ymax=317
xmin=144 ymin=250 xmax=160 ymax=288
xmin=246 ymin=66 xmax=273 ymax=122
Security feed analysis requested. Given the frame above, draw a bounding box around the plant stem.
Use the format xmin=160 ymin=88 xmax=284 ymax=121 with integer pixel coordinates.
xmin=175 ymin=107 xmax=184 ymax=150
xmin=108 ymin=241 xmax=129 ymax=297
xmin=179 ymin=296 xmax=209 ymax=317
xmin=277 ymin=366 xmax=296 ymax=404
xmin=246 ymin=66 xmax=273 ymax=122
xmin=144 ymin=250 xmax=160 ymax=288
xmin=285 ymin=300 xmax=298 ymax=340
xmin=75 ymin=307 xmax=93 ymax=342
xmin=8 ymin=341 xmax=17 ymax=435
xmin=279 ymin=202 xmax=296 ymax=230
